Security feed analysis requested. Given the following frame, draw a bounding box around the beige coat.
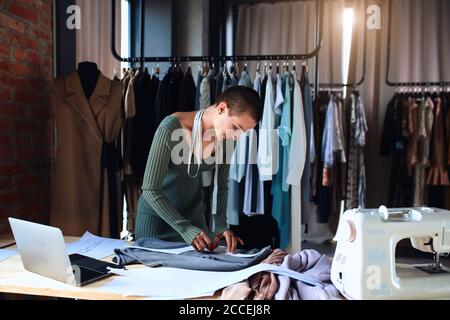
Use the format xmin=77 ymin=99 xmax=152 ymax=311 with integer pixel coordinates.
xmin=50 ymin=71 xmax=123 ymax=237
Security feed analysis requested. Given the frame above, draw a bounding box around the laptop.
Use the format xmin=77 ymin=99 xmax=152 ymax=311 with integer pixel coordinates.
xmin=8 ymin=217 xmax=117 ymax=287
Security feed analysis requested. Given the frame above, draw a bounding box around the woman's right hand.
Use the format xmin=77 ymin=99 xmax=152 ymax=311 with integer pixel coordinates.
xmin=191 ymin=230 xmax=214 ymax=252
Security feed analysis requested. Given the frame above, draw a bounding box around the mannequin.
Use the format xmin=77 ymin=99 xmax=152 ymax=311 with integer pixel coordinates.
xmin=77 ymin=61 xmax=100 ymax=100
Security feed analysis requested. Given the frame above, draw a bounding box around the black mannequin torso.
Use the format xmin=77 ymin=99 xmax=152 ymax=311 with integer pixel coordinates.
xmin=77 ymin=61 xmax=100 ymax=100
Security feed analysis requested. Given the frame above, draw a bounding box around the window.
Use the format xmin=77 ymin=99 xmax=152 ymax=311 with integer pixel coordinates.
xmin=121 ymin=0 xmax=130 ymax=71
xmin=342 ymin=7 xmax=354 ymax=97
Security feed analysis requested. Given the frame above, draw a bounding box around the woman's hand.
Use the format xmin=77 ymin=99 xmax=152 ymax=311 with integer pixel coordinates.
xmin=191 ymin=230 xmax=214 ymax=252
xmin=214 ymin=230 xmax=244 ymax=253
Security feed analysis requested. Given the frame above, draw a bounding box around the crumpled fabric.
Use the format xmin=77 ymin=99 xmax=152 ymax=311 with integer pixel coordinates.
xmin=221 ymin=249 xmax=288 ymax=300
xmin=274 ymin=249 xmax=342 ymax=300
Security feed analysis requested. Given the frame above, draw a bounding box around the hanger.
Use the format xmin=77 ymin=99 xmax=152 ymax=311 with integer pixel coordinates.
xmin=301 ymin=60 xmax=307 ymax=75
xmin=228 ymin=61 xmax=235 ymax=75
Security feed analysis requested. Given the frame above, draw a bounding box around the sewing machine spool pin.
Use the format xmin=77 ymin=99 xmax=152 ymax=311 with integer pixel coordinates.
xmin=378 ymin=205 xmax=417 ymax=222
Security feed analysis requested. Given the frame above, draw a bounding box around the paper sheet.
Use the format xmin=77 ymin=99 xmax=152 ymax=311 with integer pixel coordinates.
xmin=66 ymin=232 xmax=128 ymax=259
xmin=102 ymin=263 xmax=324 ymax=299
xmin=125 ymin=245 xmax=264 ymax=258
xmin=0 ymin=270 xmax=80 ymax=290
xmin=126 ymin=245 xmax=196 ymax=255
xmin=0 ymin=249 xmax=17 ymax=262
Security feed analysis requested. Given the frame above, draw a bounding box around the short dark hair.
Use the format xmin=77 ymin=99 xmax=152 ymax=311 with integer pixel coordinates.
xmin=215 ymin=86 xmax=262 ymax=123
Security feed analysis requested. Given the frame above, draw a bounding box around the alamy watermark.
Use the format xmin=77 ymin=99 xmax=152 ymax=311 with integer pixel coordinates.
xmin=66 ymin=5 xmax=81 ymax=30
xmin=64 ymin=4 xmax=381 ymax=31
xmin=169 ymin=128 xmax=279 ymax=176
xmin=366 ymin=5 xmax=381 ymax=30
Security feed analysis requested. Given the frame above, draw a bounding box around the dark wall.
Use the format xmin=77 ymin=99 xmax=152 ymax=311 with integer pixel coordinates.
xmin=130 ymin=0 xmax=228 ymax=61
xmin=54 ymin=0 xmax=76 ymax=77
xmin=130 ymin=0 xmax=173 ymax=71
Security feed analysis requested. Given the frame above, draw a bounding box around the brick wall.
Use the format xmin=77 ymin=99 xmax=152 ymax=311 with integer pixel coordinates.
xmin=0 ymin=0 xmax=53 ymax=238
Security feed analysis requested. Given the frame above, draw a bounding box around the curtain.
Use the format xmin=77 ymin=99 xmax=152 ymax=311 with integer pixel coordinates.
xmin=347 ymin=0 xmax=450 ymax=209
xmin=388 ymin=0 xmax=450 ymax=82
xmin=235 ymin=0 xmax=345 ymax=83
xmin=75 ymin=0 xmax=121 ymax=79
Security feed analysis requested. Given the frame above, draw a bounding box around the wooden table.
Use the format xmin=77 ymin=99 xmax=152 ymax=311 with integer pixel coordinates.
xmin=0 ymin=237 xmax=219 ymax=300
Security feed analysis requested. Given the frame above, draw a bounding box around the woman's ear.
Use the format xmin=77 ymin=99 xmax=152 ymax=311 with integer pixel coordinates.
xmin=217 ymin=101 xmax=228 ymax=115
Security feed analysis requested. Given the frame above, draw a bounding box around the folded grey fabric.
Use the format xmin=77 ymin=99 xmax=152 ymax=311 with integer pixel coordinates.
xmin=113 ymin=238 xmax=272 ymax=272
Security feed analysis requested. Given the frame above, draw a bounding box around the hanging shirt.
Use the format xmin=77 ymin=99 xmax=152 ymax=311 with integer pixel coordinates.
xmin=271 ymin=72 xmax=291 ymax=249
xmin=413 ymin=97 xmax=434 ymax=206
xmin=178 ymin=67 xmax=197 ymax=112
xmin=124 ymin=70 xmax=138 ymax=118
xmin=346 ymin=93 xmax=368 ymax=209
xmin=229 ymin=71 xmax=239 ymax=87
xmin=356 ymin=95 xmax=368 ymax=207
xmin=274 ymin=73 xmax=284 ymax=116
xmin=321 ymin=97 xmax=335 ymax=168
xmin=222 ymin=69 xmax=231 ymax=92
xmin=243 ymin=127 xmax=265 ymax=216
xmin=214 ymin=68 xmax=224 ymax=102
xmin=253 ymin=70 xmax=261 ymax=95
xmin=199 ymin=69 xmax=212 ymax=109
xmin=198 ymin=69 xmax=216 ymax=187
xmin=243 ymin=71 xmax=265 ymax=216
xmin=333 ymin=96 xmax=346 ymax=163
xmin=227 ymin=71 xmax=252 ymax=225
xmin=286 ymin=72 xmax=306 ymax=185
xmin=286 ymin=71 xmax=307 ymax=251
xmin=195 ymin=69 xmax=203 ymax=110
xmin=300 ymin=72 xmax=313 ymax=224
xmin=229 ymin=70 xmax=254 ymax=183
xmin=309 ymin=93 xmax=316 ymax=164
xmin=426 ymin=97 xmax=449 ymax=186
xmin=239 ymin=69 xmax=252 ymax=88
xmin=258 ymin=68 xmax=279 ymax=180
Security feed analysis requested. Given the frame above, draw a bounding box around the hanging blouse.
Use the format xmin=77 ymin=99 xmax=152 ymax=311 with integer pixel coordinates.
xmin=243 ymin=71 xmax=265 ymax=216
xmin=258 ymin=68 xmax=279 ymax=180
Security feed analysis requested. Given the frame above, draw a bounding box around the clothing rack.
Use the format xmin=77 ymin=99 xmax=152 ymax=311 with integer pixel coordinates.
xmin=385 ymin=0 xmax=450 ymax=87
xmin=110 ymin=0 xmax=324 ymax=94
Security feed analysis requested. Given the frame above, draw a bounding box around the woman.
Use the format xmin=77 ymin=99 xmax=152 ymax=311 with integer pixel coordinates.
xmin=135 ymin=86 xmax=262 ymax=252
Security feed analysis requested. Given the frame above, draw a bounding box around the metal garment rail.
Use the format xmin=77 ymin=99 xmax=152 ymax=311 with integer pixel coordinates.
xmin=110 ymin=0 xmax=323 ymax=63
xmin=110 ymin=0 xmax=325 ymax=95
xmin=385 ymin=0 xmax=449 ymax=87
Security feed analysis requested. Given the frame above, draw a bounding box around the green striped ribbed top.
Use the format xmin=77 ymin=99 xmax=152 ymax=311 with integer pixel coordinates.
xmin=135 ymin=114 xmax=230 ymax=244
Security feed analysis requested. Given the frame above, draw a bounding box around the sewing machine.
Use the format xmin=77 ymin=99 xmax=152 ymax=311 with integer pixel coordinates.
xmin=331 ymin=206 xmax=450 ymax=299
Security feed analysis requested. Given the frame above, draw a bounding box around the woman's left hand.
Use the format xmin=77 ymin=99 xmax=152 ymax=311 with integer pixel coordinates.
xmin=214 ymin=230 xmax=244 ymax=253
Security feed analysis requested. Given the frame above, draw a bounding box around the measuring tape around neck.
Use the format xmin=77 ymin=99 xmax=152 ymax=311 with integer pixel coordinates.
xmin=186 ymin=108 xmax=220 ymax=232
